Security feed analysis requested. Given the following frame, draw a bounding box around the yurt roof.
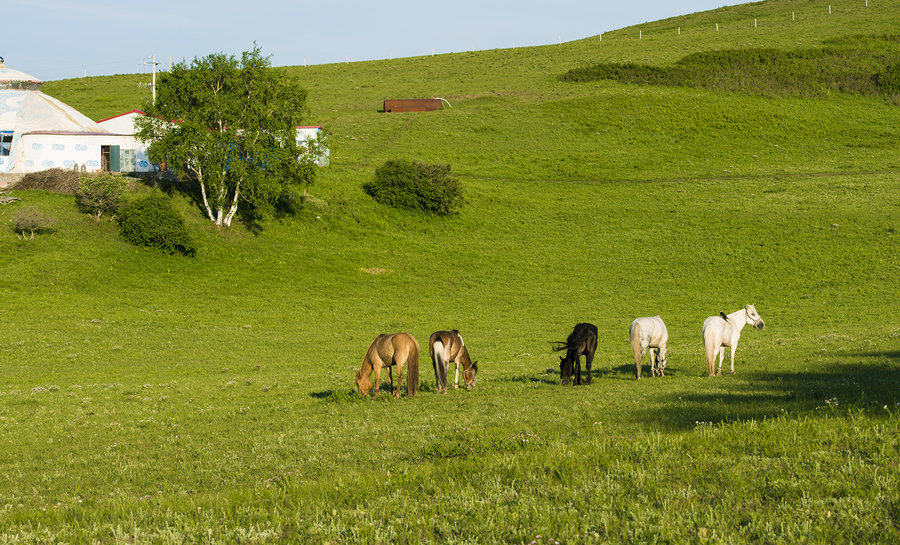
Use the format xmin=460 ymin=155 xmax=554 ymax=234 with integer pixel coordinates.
xmin=0 ymin=62 xmax=111 ymax=135
xmin=0 ymin=61 xmax=42 ymax=87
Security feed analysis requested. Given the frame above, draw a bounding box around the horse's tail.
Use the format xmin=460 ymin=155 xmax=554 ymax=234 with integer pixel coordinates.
xmin=630 ymin=321 xmax=644 ymax=378
xmin=407 ymin=341 xmax=420 ymax=397
xmin=702 ymin=321 xmax=716 ymax=376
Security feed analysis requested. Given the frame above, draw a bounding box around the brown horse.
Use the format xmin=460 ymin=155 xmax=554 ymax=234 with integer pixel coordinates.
xmin=429 ymin=330 xmax=478 ymax=393
xmin=355 ymin=333 xmax=420 ymax=397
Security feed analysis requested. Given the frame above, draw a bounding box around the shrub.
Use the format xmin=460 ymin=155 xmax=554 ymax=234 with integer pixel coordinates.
xmin=364 ymin=159 xmax=463 ymax=215
xmin=14 ymin=168 xmax=79 ymax=194
xmin=12 ymin=207 xmax=56 ymax=239
xmin=875 ymin=63 xmax=900 ymax=93
xmin=75 ymin=174 xmax=128 ymax=220
xmin=117 ymin=193 xmax=197 ymax=256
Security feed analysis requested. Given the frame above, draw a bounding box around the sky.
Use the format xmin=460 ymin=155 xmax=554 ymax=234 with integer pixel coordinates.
xmin=3 ymin=0 xmax=745 ymax=82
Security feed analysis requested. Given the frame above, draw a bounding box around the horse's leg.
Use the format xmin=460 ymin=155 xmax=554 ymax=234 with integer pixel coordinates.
xmin=729 ymin=343 xmax=737 ymax=374
xmin=584 ymin=351 xmax=594 ymax=384
xmin=387 ymin=365 xmax=394 ymax=397
xmin=716 ymin=347 xmax=725 ymax=376
xmin=373 ymin=362 xmax=383 ymax=396
xmin=649 ymin=348 xmax=657 ymax=377
xmin=574 ymin=355 xmax=582 ymax=385
xmin=395 ymin=361 xmax=404 ymax=398
xmin=453 ymin=359 xmax=460 ymax=389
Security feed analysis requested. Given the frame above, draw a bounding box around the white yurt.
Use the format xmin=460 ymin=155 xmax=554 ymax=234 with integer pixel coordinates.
xmin=0 ymin=58 xmax=152 ymax=178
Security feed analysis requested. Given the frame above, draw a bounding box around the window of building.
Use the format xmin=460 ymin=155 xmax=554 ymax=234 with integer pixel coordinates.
xmin=0 ymin=133 xmax=12 ymax=157
xmin=121 ymin=149 xmax=136 ymax=172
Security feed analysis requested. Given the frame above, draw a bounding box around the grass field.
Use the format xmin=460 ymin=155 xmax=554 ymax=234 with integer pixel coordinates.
xmin=4 ymin=0 xmax=900 ymax=542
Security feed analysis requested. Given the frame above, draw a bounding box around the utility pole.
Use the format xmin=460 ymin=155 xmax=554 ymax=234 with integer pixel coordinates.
xmin=144 ymin=54 xmax=158 ymax=104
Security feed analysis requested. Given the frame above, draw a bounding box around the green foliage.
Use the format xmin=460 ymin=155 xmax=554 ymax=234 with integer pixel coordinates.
xmin=561 ymin=34 xmax=900 ymax=99
xmin=11 ymin=207 xmax=55 ymax=238
xmin=74 ymin=173 xmax=128 ymax=220
xmin=876 ymin=62 xmax=900 ymax=93
xmin=135 ymin=45 xmax=316 ymax=228
xmin=364 ymin=159 xmax=463 ymax=215
xmin=116 ymin=192 xmax=197 ymax=256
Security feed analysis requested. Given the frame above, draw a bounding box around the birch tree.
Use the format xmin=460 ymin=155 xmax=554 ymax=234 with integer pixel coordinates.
xmin=136 ymin=46 xmax=317 ymax=227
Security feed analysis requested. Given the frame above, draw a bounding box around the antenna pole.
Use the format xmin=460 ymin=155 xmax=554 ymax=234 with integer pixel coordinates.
xmin=145 ymin=54 xmax=158 ymax=104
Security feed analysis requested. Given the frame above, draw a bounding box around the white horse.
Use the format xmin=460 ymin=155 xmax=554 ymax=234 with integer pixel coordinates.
xmin=630 ymin=315 xmax=668 ymax=379
xmin=701 ymin=304 xmax=765 ymax=376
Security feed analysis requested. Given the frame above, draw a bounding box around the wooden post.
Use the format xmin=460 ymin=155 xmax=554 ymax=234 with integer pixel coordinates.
xmin=716 ymin=23 xmax=719 ymax=31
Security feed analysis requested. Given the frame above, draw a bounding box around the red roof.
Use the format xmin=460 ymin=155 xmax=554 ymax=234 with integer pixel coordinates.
xmin=95 ymin=109 xmax=147 ymax=124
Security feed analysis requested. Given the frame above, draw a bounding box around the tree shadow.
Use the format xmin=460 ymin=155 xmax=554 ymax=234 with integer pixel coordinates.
xmin=634 ymin=350 xmax=900 ymax=430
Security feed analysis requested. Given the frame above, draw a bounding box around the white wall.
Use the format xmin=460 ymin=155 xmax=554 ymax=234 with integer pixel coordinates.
xmin=7 ymin=133 xmax=155 ymax=173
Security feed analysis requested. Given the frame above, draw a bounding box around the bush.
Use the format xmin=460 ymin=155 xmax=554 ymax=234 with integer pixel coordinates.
xmin=14 ymin=168 xmax=79 ymax=194
xmin=75 ymin=174 xmax=128 ymax=220
xmin=117 ymin=193 xmax=197 ymax=256
xmin=12 ymin=207 xmax=56 ymax=239
xmin=364 ymin=159 xmax=463 ymax=215
xmin=875 ymin=63 xmax=900 ymax=93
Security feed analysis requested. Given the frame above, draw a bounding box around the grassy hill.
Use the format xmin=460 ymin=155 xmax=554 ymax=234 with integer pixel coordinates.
xmin=4 ymin=0 xmax=900 ymax=542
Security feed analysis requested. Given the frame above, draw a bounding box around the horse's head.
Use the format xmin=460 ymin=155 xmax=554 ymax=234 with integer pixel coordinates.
xmin=463 ymin=361 xmax=478 ymax=389
xmin=559 ymin=355 xmax=573 ymax=385
xmin=746 ymin=304 xmax=765 ymax=330
xmin=355 ymin=369 xmax=371 ymax=396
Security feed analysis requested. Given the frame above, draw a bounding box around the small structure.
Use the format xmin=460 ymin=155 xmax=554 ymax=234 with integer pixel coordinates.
xmin=0 ymin=60 xmax=145 ymax=177
xmin=296 ymin=126 xmax=330 ymax=166
xmin=383 ymin=98 xmax=444 ymax=113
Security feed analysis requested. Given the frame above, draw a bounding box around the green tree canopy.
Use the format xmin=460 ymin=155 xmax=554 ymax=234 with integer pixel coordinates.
xmin=136 ymin=46 xmax=318 ymax=227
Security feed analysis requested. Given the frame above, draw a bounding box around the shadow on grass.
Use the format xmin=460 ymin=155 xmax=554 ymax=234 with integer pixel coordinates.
xmin=637 ymin=352 xmax=900 ymax=430
xmin=311 ymin=379 xmax=435 ymax=402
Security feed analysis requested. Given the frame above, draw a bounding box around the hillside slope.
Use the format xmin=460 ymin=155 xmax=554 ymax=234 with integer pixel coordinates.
xmin=4 ymin=1 xmax=899 ymax=542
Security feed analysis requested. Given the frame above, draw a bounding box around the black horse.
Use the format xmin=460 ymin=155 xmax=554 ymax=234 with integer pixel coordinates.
xmin=554 ymin=323 xmax=598 ymax=385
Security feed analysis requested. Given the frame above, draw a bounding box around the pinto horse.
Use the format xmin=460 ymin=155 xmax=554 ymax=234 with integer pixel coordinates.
xmin=702 ymin=304 xmax=765 ymax=376
xmin=355 ymin=333 xmax=420 ymax=397
xmin=630 ymin=315 xmax=668 ymax=379
xmin=554 ymin=323 xmax=598 ymax=385
xmin=429 ymin=330 xmax=478 ymax=393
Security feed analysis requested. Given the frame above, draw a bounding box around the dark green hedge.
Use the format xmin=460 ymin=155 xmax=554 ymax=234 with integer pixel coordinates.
xmin=561 ymin=34 xmax=900 ymax=99
xmin=117 ymin=193 xmax=197 ymax=256
xmin=364 ymin=159 xmax=463 ymax=216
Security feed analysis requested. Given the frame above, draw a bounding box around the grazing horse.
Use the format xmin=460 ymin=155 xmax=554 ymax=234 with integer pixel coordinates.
xmin=702 ymin=304 xmax=765 ymax=376
xmin=629 ymin=315 xmax=668 ymax=379
xmin=355 ymin=333 xmax=420 ymax=397
xmin=554 ymin=323 xmax=598 ymax=385
xmin=429 ymin=330 xmax=478 ymax=393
